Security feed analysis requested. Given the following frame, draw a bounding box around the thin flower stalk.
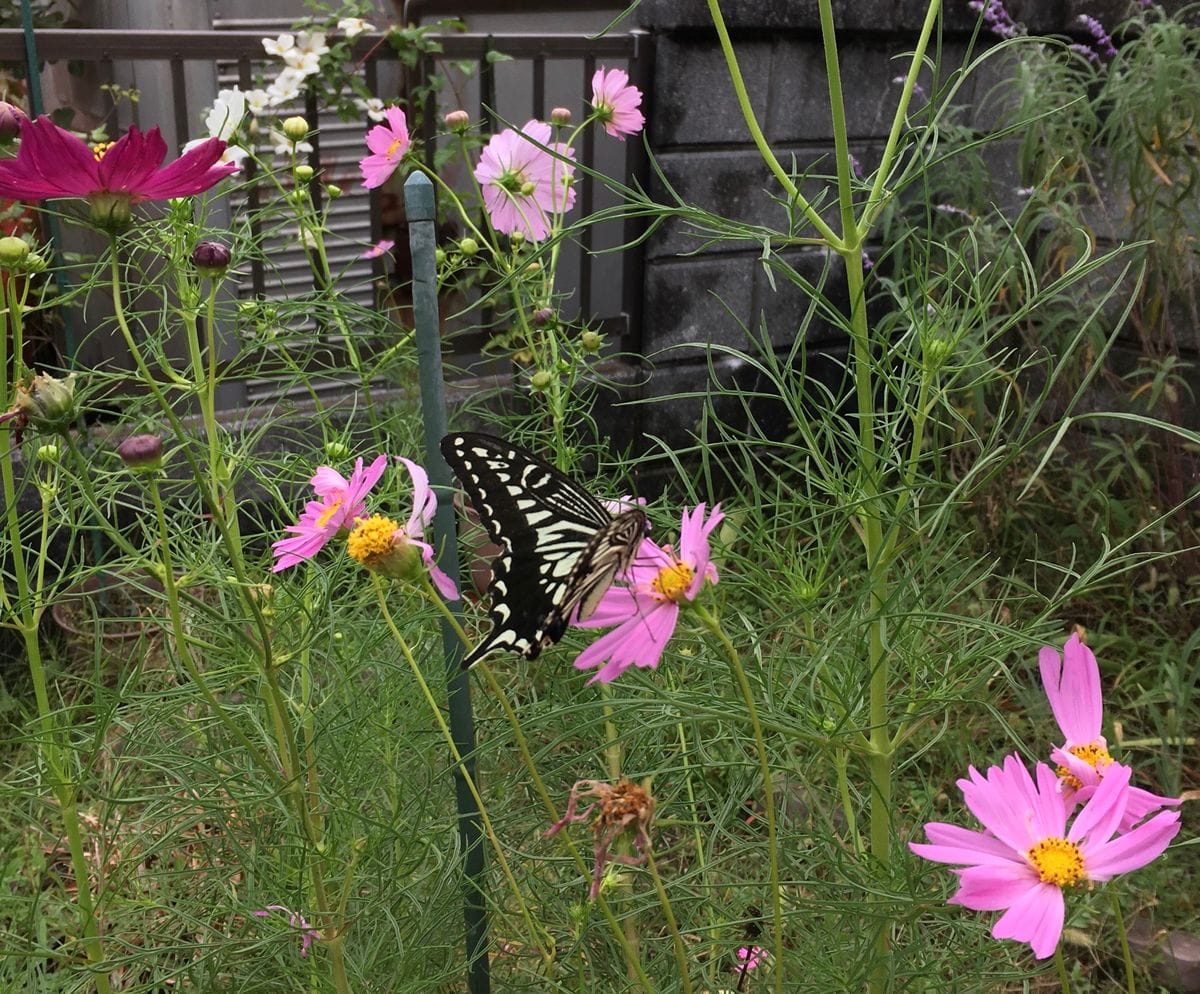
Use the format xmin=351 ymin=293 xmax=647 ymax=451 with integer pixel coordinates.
xmin=693 ymin=602 xmax=783 ymax=994
xmin=421 ymin=581 xmax=658 ymax=990
xmin=1 ymin=276 xmax=112 ymax=994
xmin=371 ymin=577 xmax=556 ymax=966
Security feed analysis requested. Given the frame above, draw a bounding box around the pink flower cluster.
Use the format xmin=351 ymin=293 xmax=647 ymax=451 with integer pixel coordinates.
xmin=910 ymin=633 xmax=1182 ymax=959
xmin=271 ymin=452 xmax=457 ymax=599
xmin=356 ymin=69 xmax=644 ymax=242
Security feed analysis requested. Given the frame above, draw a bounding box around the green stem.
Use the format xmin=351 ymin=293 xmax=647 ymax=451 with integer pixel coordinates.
xmin=644 ymin=847 xmax=693 ymax=994
xmin=423 ymin=588 xmax=655 ymax=989
xmin=1054 ymin=944 xmax=1072 ymax=994
xmin=1110 ymin=887 xmax=1137 ymax=994
xmin=2 ymin=272 xmax=112 ymax=994
xmin=693 ymin=602 xmax=782 ymax=994
xmin=372 ymin=577 xmax=556 ymax=965
xmin=705 ymin=0 xmax=839 ymax=246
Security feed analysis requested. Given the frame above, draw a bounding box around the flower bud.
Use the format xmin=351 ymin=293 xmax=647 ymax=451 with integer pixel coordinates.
xmin=530 ymin=369 xmax=553 ymax=392
xmin=443 ymin=109 xmax=470 ymax=132
xmin=458 ymin=237 xmax=479 ymax=258
xmin=531 ymin=307 xmax=554 ymax=327
xmin=581 ymin=330 xmax=602 ymax=353
xmin=519 ymin=180 xmax=536 ymax=197
xmin=924 ymin=337 xmax=954 ymax=370
xmin=117 ymin=433 xmax=163 ymax=472
xmin=237 ymin=300 xmax=258 ymax=319
xmin=509 ymin=230 xmax=525 ymax=247
xmin=0 ymin=101 xmax=25 ymax=144
xmin=294 ymin=164 xmax=314 ymax=183
xmin=281 ymin=116 xmax=310 ymax=142
xmin=23 ymin=252 xmax=47 ymax=274
xmin=36 ymin=443 xmax=60 ymax=463
xmin=550 ymin=107 xmax=572 ymax=126
xmin=14 ymin=371 xmax=76 ymax=428
xmin=435 ymin=248 xmax=447 ymax=266
xmin=191 ymin=239 xmax=231 ymax=277
xmin=525 ymin=261 xmax=542 ymax=274
xmin=324 ymin=440 xmax=351 ymax=460
xmin=0 ymin=236 xmax=29 ymax=268
xmin=325 ymin=183 xmax=343 ymax=199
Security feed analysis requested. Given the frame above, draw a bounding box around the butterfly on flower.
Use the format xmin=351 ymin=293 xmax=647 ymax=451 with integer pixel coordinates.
xmin=440 ymin=432 xmax=648 ymax=669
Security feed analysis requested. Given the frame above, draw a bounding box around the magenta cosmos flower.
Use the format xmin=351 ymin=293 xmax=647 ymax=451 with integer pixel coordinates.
xmin=910 ymin=753 xmax=1180 ymax=960
xmin=473 ymin=120 xmax=576 ymax=241
xmin=591 ymin=66 xmax=645 ymax=139
xmin=359 ymin=106 xmax=410 ymax=190
xmin=271 ymin=454 xmax=387 ymax=571
xmin=345 ymin=457 xmax=458 ymax=600
xmin=1040 ymin=633 xmax=1181 ymax=831
xmin=573 ymin=503 xmax=722 ymax=684
xmin=0 ymin=115 xmax=237 ymax=227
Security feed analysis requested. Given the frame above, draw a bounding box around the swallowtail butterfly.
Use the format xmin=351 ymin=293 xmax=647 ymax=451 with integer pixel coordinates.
xmin=440 ymin=432 xmax=648 ymax=669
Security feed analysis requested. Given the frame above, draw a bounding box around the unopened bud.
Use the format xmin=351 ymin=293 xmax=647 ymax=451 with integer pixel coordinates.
xmin=924 ymin=337 xmax=954 ymax=369
xmin=530 ymin=369 xmax=553 ymax=392
xmin=509 ymin=231 xmax=525 ymax=247
xmin=550 ymin=107 xmax=572 ymax=126
xmin=443 ymin=109 xmax=470 ymax=132
xmin=281 ymin=116 xmax=310 ymax=142
xmin=191 ymin=240 xmax=231 ymax=277
xmin=324 ymin=440 xmax=351 ymax=460
xmin=435 ymin=248 xmax=447 ymax=266
xmin=519 ymin=180 xmax=536 ymax=197
xmin=581 ymin=330 xmax=601 ymax=353
xmin=23 ymin=252 xmax=47 ymax=274
xmin=531 ymin=307 xmax=554 ymax=327
xmin=36 ymin=443 xmax=60 ymax=463
xmin=294 ymin=164 xmax=314 ymax=183
xmin=0 ymin=101 xmax=25 ymax=144
xmin=116 ymin=433 xmax=163 ymax=472
xmin=458 ymin=237 xmax=479 ymax=257
xmin=325 ymin=183 xmax=343 ymax=199
xmin=0 ymin=236 xmax=29 ymax=268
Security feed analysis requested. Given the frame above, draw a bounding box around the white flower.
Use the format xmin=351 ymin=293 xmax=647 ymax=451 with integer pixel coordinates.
xmin=271 ymin=128 xmax=313 ymax=157
xmin=358 ymin=97 xmax=387 ymax=122
xmin=205 ymin=88 xmax=247 ymax=141
xmin=294 ymin=31 xmax=329 ymax=58
xmin=266 ymin=67 xmax=306 ymax=106
xmin=244 ymin=89 xmax=272 ymax=115
xmin=262 ymin=33 xmax=296 ymax=58
xmin=284 ymin=48 xmax=322 ymax=76
xmin=338 ymin=17 xmax=374 ymax=37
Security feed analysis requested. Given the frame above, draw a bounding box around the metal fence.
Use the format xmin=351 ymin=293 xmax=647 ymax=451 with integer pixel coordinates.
xmin=0 ymin=24 xmax=651 ymax=408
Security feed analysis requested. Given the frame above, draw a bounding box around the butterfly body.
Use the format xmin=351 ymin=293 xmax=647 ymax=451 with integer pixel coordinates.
xmin=440 ymin=432 xmax=647 ymax=669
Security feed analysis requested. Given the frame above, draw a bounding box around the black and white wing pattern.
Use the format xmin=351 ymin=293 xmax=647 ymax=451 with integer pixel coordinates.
xmin=440 ymin=432 xmax=648 ymax=669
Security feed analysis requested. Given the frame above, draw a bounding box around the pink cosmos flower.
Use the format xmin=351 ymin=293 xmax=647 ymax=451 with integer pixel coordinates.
xmin=394 ymin=457 xmax=459 ymax=600
xmin=359 ymin=107 xmax=410 ymax=190
xmin=573 ymin=504 xmax=722 ymax=684
xmin=271 ymin=454 xmax=388 ymax=571
xmin=591 ymin=66 xmax=645 ymax=139
xmin=253 ymin=904 xmax=322 ymax=957
xmin=361 ymin=238 xmax=395 ymax=259
xmin=473 ymin=120 xmax=576 ymax=241
xmin=0 ymin=115 xmax=237 ymax=226
xmin=736 ymin=945 xmax=767 ymax=971
xmin=1040 ymin=633 xmax=1181 ymax=831
xmin=910 ymin=753 xmax=1180 ymax=960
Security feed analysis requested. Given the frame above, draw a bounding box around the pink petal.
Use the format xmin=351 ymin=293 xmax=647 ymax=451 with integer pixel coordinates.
xmin=950 ymin=864 xmax=1042 ymax=911
xmin=1040 ymin=634 xmax=1103 ymax=744
xmin=574 ymin=602 xmax=677 ymax=683
xmin=1068 ymin=760 xmax=1130 ymax=844
xmin=990 ymin=881 xmax=1064 ymax=959
xmin=1082 ymin=809 xmax=1180 ymax=879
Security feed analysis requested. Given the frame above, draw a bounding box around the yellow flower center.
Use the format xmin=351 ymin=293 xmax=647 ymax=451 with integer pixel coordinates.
xmin=315 ymin=497 xmax=345 ymax=530
xmin=92 ymin=141 xmax=117 ymax=162
xmin=1055 ymin=741 xmax=1112 ymax=790
xmin=387 ymin=137 xmax=405 ymax=158
xmin=347 ymin=515 xmax=399 ymax=567
xmin=651 ymin=561 xmax=693 ymax=602
xmin=1026 ymin=836 xmax=1085 ymax=887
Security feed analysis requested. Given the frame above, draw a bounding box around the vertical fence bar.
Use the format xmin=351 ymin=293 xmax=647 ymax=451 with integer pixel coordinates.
xmin=404 ymin=170 xmax=491 ymax=994
xmin=621 ymin=32 xmax=654 ymax=354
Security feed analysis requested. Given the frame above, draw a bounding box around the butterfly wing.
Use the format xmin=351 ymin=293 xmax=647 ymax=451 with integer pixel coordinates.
xmin=440 ymin=432 xmax=646 ymax=669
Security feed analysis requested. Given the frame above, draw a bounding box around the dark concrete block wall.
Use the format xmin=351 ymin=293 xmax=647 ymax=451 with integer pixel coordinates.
xmin=627 ymin=0 xmax=1199 ymax=457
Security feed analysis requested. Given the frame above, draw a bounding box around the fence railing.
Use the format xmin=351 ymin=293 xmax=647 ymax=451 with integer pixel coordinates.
xmin=0 ymin=25 xmax=651 ymax=408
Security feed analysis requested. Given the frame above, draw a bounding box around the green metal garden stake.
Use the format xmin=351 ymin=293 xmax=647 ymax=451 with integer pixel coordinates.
xmin=404 ymin=170 xmax=490 ymax=994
